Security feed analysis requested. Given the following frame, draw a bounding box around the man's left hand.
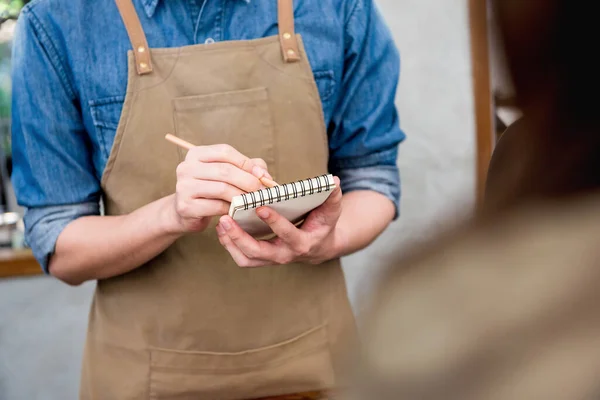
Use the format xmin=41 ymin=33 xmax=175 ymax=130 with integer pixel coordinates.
xmin=216 ymin=177 xmax=344 ymax=267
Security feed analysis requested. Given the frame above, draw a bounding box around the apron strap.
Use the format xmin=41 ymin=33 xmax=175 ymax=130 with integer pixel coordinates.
xmin=114 ymin=0 xmax=153 ymax=75
xmin=278 ymin=0 xmax=301 ymax=63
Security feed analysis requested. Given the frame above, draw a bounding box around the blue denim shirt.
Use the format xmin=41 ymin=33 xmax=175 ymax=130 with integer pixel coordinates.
xmin=11 ymin=0 xmax=405 ymax=272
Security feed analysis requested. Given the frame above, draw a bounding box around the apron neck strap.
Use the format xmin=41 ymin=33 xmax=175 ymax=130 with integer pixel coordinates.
xmin=114 ymin=0 xmax=301 ymax=73
xmin=278 ymin=0 xmax=301 ymax=63
xmin=114 ymin=0 xmax=153 ymax=75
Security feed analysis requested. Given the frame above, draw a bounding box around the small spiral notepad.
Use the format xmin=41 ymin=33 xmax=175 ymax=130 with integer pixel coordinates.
xmin=228 ymin=174 xmax=336 ymax=236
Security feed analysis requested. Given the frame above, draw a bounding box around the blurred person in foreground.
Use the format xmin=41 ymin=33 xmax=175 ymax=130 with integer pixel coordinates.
xmin=353 ymin=1 xmax=600 ymax=399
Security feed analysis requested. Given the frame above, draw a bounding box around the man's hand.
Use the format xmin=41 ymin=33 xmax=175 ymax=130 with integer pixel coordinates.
xmin=170 ymin=144 xmax=272 ymax=234
xmin=49 ymin=145 xmax=273 ymax=285
xmin=216 ymin=177 xmax=345 ymax=267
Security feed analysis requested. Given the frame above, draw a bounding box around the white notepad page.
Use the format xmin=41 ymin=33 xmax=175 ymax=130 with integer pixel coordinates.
xmin=228 ymin=174 xmax=336 ymax=236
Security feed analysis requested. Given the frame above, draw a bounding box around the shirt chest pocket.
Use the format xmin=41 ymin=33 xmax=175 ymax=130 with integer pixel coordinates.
xmin=313 ymin=70 xmax=336 ymax=112
xmin=89 ymin=96 xmax=125 ymax=161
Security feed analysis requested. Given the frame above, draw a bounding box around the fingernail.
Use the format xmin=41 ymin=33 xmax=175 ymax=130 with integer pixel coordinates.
xmin=216 ymin=224 xmax=224 ymax=236
xmin=220 ymin=218 xmax=231 ymax=231
xmin=252 ymin=165 xmax=266 ymax=179
xmin=257 ymin=208 xmax=270 ymax=219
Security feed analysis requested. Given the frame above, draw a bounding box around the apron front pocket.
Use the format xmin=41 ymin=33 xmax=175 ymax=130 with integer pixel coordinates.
xmin=173 ymin=87 xmax=278 ymax=179
xmin=148 ymin=324 xmax=335 ymax=400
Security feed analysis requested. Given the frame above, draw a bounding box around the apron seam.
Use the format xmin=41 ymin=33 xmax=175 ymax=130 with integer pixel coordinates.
xmin=147 ymin=348 xmax=153 ymax=400
xmin=148 ymin=345 xmax=330 ymax=374
xmin=254 ymin=45 xmax=315 ymax=83
xmin=134 ymin=47 xmax=183 ymax=93
xmin=175 ymin=100 xmax=267 ymax=112
xmin=148 ymin=323 xmax=328 ymax=356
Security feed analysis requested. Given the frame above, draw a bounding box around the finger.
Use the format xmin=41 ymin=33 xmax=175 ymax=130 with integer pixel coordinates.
xmin=218 ymin=215 xmax=282 ymax=262
xmin=186 ymin=144 xmax=269 ymax=177
xmin=250 ymin=158 xmax=267 ymax=170
xmin=250 ymin=158 xmax=274 ymax=180
xmin=302 ymin=176 xmax=343 ymax=231
xmin=183 ymin=162 xmax=264 ymax=193
xmin=176 ymin=197 xmax=230 ymax=218
xmin=255 ymin=207 xmax=307 ymax=249
xmin=216 ymin=223 xmax=273 ymax=268
xmin=177 ymin=179 xmax=244 ymax=202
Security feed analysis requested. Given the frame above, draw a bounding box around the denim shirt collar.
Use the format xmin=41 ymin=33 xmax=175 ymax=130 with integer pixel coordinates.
xmin=141 ymin=0 xmax=159 ymax=18
xmin=142 ymin=0 xmax=250 ymax=18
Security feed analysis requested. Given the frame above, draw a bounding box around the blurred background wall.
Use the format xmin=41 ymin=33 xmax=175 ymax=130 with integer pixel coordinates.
xmin=344 ymin=0 xmax=476 ymax=316
xmin=0 ymin=0 xmax=477 ymax=398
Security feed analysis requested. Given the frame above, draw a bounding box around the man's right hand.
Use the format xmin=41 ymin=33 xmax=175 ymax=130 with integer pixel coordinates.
xmin=170 ymin=144 xmax=272 ymax=234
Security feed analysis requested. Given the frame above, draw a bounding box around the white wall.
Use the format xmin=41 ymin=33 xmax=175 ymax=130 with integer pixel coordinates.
xmin=0 ymin=1 xmax=476 ymax=398
xmin=343 ymin=0 xmax=476 ymax=315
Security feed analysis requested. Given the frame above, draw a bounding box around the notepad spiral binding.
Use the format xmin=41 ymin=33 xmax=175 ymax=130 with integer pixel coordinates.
xmin=240 ymin=174 xmax=332 ymax=210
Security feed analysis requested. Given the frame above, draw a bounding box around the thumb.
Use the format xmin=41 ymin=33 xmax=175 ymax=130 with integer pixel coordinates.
xmin=303 ymin=176 xmax=342 ymax=231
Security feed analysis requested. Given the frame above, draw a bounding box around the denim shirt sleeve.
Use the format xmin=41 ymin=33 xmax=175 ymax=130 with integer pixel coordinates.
xmin=11 ymin=8 xmax=101 ymax=272
xmin=329 ymin=0 xmax=405 ymax=217
xmin=23 ymin=203 xmax=100 ymax=273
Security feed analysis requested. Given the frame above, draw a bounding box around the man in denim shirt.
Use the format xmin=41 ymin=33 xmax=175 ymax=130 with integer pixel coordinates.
xmin=12 ymin=0 xmax=404 ymax=397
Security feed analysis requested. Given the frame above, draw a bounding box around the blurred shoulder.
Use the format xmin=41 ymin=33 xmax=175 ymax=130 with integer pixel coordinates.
xmin=359 ymin=193 xmax=600 ymax=399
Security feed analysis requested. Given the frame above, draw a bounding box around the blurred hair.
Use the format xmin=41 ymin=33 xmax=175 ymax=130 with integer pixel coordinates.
xmin=485 ymin=0 xmax=600 ymax=213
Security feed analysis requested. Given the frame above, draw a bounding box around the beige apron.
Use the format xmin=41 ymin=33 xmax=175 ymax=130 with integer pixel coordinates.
xmin=79 ymin=0 xmax=356 ymax=399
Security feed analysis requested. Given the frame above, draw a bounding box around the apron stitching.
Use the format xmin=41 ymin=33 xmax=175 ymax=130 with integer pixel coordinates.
xmin=175 ymin=101 xmax=266 ymax=112
xmin=254 ymin=48 xmax=315 ymax=83
xmin=172 ymin=86 xmax=268 ymax=108
xmin=134 ymin=47 xmax=183 ymax=93
xmin=147 ymin=349 xmax=154 ymax=400
xmin=148 ymin=322 xmax=328 ymax=356
xmin=149 ymin=345 xmax=329 ymax=374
